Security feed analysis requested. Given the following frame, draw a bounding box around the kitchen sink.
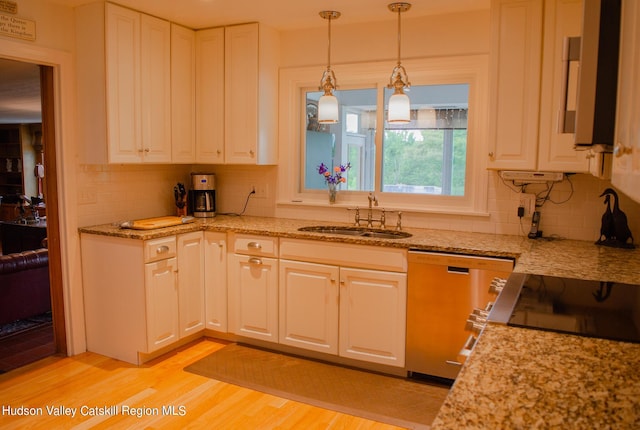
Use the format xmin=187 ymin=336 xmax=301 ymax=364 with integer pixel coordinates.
xmin=298 ymin=225 xmax=412 ymax=239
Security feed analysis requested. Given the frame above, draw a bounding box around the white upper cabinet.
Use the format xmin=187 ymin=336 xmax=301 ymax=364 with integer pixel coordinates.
xmin=76 ymin=3 xmax=172 ymax=163
xmin=76 ymin=3 xmax=189 ymax=164
xmin=612 ymin=0 xmax=640 ymax=203
xmin=488 ymin=0 xmax=543 ymax=170
xmin=488 ymin=0 xmax=590 ymax=173
xmin=171 ymin=23 xmax=197 ymax=163
xmin=197 ymin=23 xmax=279 ymax=165
xmin=138 ymin=12 xmax=172 ymax=163
xmin=195 ymin=27 xmax=225 ymax=164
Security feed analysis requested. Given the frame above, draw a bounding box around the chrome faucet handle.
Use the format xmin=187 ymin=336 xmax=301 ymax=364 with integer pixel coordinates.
xmin=396 ymin=211 xmax=403 ymax=230
xmin=367 ymin=192 xmax=378 ymax=208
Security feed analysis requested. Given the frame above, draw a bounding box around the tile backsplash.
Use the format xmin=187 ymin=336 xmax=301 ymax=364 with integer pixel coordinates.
xmin=76 ymin=164 xmax=638 ymax=244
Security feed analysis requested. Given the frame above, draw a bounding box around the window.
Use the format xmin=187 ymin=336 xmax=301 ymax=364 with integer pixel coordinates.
xmin=382 ymin=84 xmax=468 ymax=196
xmin=280 ymin=55 xmax=489 ymax=215
xmin=305 ymin=88 xmax=377 ymax=191
xmin=305 ymin=84 xmax=469 ymax=196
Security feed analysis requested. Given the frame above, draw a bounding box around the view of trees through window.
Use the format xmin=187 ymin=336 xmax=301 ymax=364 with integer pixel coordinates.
xmin=304 ymin=84 xmax=469 ymax=197
xmin=383 ymin=128 xmax=467 ymax=196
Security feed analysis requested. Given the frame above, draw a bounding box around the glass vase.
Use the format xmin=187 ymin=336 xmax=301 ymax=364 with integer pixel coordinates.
xmin=328 ymin=183 xmax=337 ymax=204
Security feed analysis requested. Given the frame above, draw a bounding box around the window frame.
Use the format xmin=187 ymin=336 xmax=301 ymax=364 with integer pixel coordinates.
xmin=278 ymin=55 xmax=490 ymax=216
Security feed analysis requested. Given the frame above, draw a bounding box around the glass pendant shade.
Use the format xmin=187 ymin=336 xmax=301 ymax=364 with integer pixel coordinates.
xmin=388 ymin=89 xmax=410 ymax=123
xmin=318 ymin=93 xmax=339 ymax=123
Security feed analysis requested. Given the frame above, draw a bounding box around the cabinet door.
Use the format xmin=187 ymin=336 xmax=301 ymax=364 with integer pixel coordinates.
xmin=339 ymin=268 xmax=407 ymax=367
xmin=145 ymin=257 xmax=179 ymax=352
xmin=279 ymin=260 xmax=339 ymax=354
xmin=140 ymin=13 xmax=172 ymax=163
xmin=488 ymin=0 xmax=543 ymax=170
xmin=612 ymin=0 xmax=640 ymax=202
xmin=171 ymin=23 xmax=197 ymax=163
xmin=177 ymin=232 xmax=205 ymax=337
xmin=228 ymin=253 xmax=278 ymax=341
xmin=224 ymin=23 xmax=259 ymax=164
xmin=537 ymin=0 xmax=589 ymax=172
xmin=196 ymin=27 xmax=225 ymax=163
xmin=204 ymin=232 xmax=228 ymax=332
xmin=106 ymin=3 xmax=142 ymax=163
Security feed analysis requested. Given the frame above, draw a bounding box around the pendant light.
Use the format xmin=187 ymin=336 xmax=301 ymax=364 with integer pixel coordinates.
xmin=387 ymin=2 xmax=411 ymax=124
xmin=318 ymin=11 xmax=341 ymax=124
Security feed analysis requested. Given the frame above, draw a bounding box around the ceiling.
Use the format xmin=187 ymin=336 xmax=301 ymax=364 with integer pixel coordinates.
xmin=51 ymin=0 xmax=489 ymax=31
xmin=0 ymin=0 xmax=489 ymax=124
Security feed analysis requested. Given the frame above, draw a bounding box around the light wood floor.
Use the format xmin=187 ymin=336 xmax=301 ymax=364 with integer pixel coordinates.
xmin=0 ymin=338 xmax=407 ymax=429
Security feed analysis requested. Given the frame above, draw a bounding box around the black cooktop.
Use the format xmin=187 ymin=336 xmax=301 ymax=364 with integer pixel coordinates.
xmin=489 ymin=273 xmax=640 ymax=343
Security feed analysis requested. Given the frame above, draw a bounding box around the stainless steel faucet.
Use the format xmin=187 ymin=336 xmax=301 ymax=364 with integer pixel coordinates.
xmin=367 ymin=193 xmax=381 ymax=228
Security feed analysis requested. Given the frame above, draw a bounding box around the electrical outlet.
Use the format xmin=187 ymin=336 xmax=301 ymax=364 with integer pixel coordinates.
xmin=518 ymin=193 xmax=536 ymax=217
xmin=250 ymin=184 xmax=268 ymax=199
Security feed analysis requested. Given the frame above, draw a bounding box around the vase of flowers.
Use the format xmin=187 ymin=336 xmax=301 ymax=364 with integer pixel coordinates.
xmin=318 ymin=162 xmax=350 ymax=204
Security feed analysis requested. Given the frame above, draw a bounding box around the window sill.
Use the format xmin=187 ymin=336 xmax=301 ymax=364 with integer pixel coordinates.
xmin=276 ymin=199 xmax=491 ymax=218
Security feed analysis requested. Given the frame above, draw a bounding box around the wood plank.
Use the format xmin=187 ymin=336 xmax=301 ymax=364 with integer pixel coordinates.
xmin=0 ymin=338 xmax=407 ymax=429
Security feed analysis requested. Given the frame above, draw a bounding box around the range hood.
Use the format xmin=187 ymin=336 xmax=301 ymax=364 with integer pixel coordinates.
xmin=561 ymin=0 xmax=621 ymax=152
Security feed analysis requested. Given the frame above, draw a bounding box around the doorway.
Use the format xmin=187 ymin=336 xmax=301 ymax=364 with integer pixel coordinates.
xmin=0 ymin=58 xmax=66 ymax=372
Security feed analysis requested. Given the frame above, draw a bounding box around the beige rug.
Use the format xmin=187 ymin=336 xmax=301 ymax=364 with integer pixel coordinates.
xmin=185 ymin=343 xmax=449 ymax=429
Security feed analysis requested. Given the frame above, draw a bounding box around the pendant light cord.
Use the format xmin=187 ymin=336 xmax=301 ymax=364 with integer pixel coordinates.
xmin=327 ymin=15 xmax=332 ymax=72
xmin=396 ymin=7 xmax=402 ymax=68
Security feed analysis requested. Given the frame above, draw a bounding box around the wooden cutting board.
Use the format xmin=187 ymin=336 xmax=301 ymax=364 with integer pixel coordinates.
xmin=122 ymin=216 xmax=193 ymax=230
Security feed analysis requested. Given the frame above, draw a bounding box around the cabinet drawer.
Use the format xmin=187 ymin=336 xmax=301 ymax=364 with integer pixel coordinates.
xmin=280 ymin=238 xmax=407 ymax=272
xmin=232 ymin=234 xmax=278 ymax=257
xmin=144 ymin=236 xmax=176 ymax=263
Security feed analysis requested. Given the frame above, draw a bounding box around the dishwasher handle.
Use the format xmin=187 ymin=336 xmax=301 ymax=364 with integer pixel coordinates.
xmin=447 ymin=266 xmax=470 ymax=274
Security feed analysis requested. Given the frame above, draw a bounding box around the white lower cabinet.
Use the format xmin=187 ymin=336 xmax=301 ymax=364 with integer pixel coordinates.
xmin=339 ymin=268 xmax=407 ymax=367
xmin=204 ymin=232 xmax=228 ymax=332
xmin=81 ymin=232 xmax=205 ymax=365
xmin=81 ymin=230 xmax=407 ymax=369
xmin=278 ymin=239 xmax=408 ymax=367
xmin=177 ymin=232 xmax=205 ymax=337
xmin=145 ymin=256 xmax=179 ymax=351
xmin=228 ymin=234 xmax=279 ymax=342
xmin=279 ymin=260 xmax=340 ymax=354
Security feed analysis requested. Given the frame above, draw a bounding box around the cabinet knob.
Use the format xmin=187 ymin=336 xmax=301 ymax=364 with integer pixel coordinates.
xmin=488 ymin=151 xmax=494 ymax=158
xmin=247 ymin=242 xmax=262 ymax=249
xmin=614 ymin=142 xmax=633 ymax=158
xmin=217 ymin=149 xmax=222 ymax=155
xmin=248 ymin=257 xmax=262 ymax=265
xmin=156 ymin=245 xmax=170 ymax=254
xmin=144 ymin=148 xmax=150 ymax=153
xmin=249 ymin=149 xmax=255 ymax=156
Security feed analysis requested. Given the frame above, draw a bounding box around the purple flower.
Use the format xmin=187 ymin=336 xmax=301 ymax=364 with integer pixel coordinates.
xmin=318 ymin=163 xmax=351 ymax=185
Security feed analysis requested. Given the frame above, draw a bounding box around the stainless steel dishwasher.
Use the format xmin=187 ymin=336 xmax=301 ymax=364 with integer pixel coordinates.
xmin=406 ymin=250 xmax=513 ymax=380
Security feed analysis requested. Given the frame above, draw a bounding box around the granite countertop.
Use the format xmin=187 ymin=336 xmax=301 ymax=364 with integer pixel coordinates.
xmin=80 ymin=215 xmax=640 ymax=428
xmin=79 ymin=215 xmax=640 ymax=284
xmin=431 ymin=324 xmax=640 ymax=429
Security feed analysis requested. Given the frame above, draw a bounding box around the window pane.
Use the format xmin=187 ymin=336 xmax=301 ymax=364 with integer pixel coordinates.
xmin=304 ymin=88 xmax=376 ymax=191
xmin=382 ymin=84 xmax=468 ymax=196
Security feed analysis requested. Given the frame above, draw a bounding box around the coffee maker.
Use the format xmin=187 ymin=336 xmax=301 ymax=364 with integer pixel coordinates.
xmin=189 ymin=173 xmax=216 ymax=218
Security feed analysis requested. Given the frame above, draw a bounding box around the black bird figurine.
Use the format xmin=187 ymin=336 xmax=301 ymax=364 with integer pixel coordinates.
xmin=598 ymin=193 xmax=614 ymax=243
xmin=596 ymin=188 xmax=635 ymax=248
